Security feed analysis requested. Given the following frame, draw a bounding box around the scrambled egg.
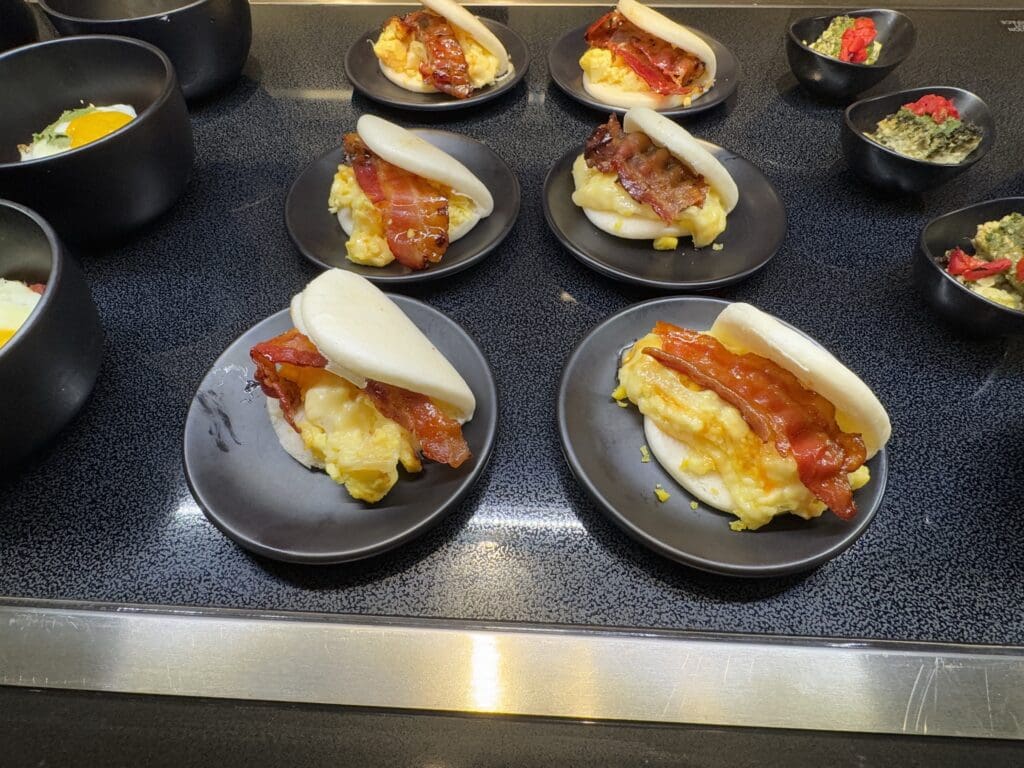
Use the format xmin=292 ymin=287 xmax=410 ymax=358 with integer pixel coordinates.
xmin=579 ymin=48 xmax=694 ymax=105
xmin=571 ymin=155 xmax=726 ymax=247
xmin=328 ymin=164 xmax=477 ymax=267
xmin=617 ymin=333 xmax=870 ymax=531
xmin=374 ymin=18 xmax=500 ymax=90
xmin=0 ymin=279 xmax=41 ymax=348
xmin=279 ymin=365 xmax=421 ymax=503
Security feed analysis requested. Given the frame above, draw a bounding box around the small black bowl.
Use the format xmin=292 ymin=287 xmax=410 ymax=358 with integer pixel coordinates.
xmin=0 ymin=200 xmax=103 ymax=470
xmin=0 ymin=0 xmax=38 ymax=53
xmin=842 ymin=86 xmax=995 ymax=194
xmin=0 ymin=35 xmax=194 ymax=243
xmin=915 ymin=197 xmax=1024 ymax=336
xmin=787 ymin=9 xmax=915 ymax=100
xmin=39 ymin=0 xmax=251 ymax=100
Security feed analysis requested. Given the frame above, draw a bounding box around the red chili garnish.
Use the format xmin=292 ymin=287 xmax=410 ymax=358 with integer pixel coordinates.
xmin=838 ymin=17 xmax=877 ymax=64
xmin=904 ymin=94 xmax=960 ymax=124
xmin=1016 ymin=259 xmax=1024 ymax=283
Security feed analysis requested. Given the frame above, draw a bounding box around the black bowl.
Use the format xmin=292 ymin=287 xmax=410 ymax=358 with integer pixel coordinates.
xmin=0 ymin=200 xmax=103 ymax=470
xmin=842 ymin=86 xmax=995 ymax=194
xmin=0 ymin=0 xmax=38 ymax=53
xmin=787 ymin=9 xmax=915 ymax=101
xmin=39 ymin=0 xmax=251 ymax=100
xmin=915 ymin=197 xmax=1024 ymax=336
xmin=0 ymin=35 xmax=194 ymax=243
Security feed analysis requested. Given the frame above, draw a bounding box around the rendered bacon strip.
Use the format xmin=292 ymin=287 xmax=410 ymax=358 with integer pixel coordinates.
xmin=250 ymin=329 xmax=328 ymax=430
xmin=584 ymin=114 xmax=707 ymax=222
xmin=344 ymin=133 xmax=450 ymax=270
xmin=585 ymin=11 xmax=705 ymax=96
xmin=364 ymin=380 xmax=471 ymax=468
xmin=643 ymin=322 xmax=867 ymax=520
xmin=397 ymin=10 xmax=473 ymax=98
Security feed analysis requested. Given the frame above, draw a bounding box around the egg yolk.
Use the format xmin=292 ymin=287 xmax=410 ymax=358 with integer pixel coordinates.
xmin=66 ymin=110 xmax=133 ymax=148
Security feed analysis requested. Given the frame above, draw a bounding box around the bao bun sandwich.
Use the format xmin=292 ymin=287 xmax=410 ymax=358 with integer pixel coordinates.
xmin=373 ymin=0 xmax=513 ymax=98
xmin=615 ymin=303 xmax=891 ymax=531
xmin=580 ymin=0 xmax=716 ymax=109
xmin=329 ymin=115 xmax=494 ymax=270
xmin=250 ymin=270 xmax=475 ymax=503
xmin=571 ymin=107 xmax=737 ymax=249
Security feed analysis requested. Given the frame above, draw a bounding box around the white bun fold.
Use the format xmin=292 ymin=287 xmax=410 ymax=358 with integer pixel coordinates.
xmin=617 ymin=0 xmax=716 ymax=85
xmin=582 ymin=208 xmax=693 ymax=240
xmin=267 ymin=399 xmax=324 ymax=470
xmin=290 ymin=269 xmax=476 ymax=423
xmin=582 ymin=73 xmax=691 ymax=110
xmin=420 ymin=0 xmax=511 ymax=76
xmin=644 ymin=418 xmax=735 ymax=509
xmin=710 ymin=303 xmax=891 ymax=457
xmin=357 ymin=114 xmax=494 ymax=217
xmin=379 ymin=62 xmax=438 ymax=93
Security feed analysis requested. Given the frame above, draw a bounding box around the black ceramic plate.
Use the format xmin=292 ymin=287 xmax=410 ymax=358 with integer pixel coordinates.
xmin=543 ymin=144 xmax=785 ymax=290
xmin=548 ymin=22 xmax=739 ymax=117
xmin=183 ymin=298 xmax=498 ymax=564
xmin=285 ymin=131 xmax=519 ymax=284
xmin=558 ymin=296 xmax=888 ymax=577
xmin=345 ymin=18 xmax=529 ymax=111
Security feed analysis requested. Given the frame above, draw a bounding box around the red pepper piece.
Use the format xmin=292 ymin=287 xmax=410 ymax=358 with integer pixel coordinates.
xmin=946 ymin=247 xmax=985 ymax=276
xmin=1016 ymin=259 xmax=1024 ymax=283
xmin=962 ymin=259 xmax=1012 ymax=281
xmin=904 ymin=94 xmax=960 ymax=124
xmin=838 ymin=17 xmax=877 ymax=63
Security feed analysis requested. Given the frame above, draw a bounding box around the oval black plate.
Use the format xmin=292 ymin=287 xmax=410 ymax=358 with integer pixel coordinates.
xmin=543 ymin=144 xmax=785 ymax=290
xmin=183 ymin=297 xmax=498 ymax=564
xmin=345 ymin=17 xmax=530 ymax=111
xmin=548 ymin=21 xmax=739 ymax=117
xmin=286 ymin=130 xmax=520 ymax=284
xmin=558 ymin=296 xmax=888 ymax=577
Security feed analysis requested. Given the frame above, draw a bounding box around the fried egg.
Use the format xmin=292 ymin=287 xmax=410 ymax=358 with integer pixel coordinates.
xmin=0 ymin=279 xmax=42 ymax=349
xmin=19 ymin=104 xmax=137 ymax=161
xmin=570 ymin=154 xmax=726 ymax=247
xmin=374 ymin=18 xmax=501 ymax=92
xmin=328 ymin=164 xmax=480 ymax=267
xmin=616 ymin=332 xmax=870 ymax=531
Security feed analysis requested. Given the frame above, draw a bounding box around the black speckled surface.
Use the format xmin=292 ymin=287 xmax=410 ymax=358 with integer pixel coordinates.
xmin=1 ymin=5 xmax=1022 ymax=644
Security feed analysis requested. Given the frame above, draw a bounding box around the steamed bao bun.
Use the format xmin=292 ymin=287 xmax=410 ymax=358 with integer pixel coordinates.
xmin=571 ymin=107 xmax=738 ymax=248
xmin=328 ymin=115 xmax=494 ymax=268
xmin=580 ymin=0 xmax=716 ymax=110
xmin=615 ymin=303 xmax=891 ymax=532
xmin=372 ymin=0 xmax=512 ymax=94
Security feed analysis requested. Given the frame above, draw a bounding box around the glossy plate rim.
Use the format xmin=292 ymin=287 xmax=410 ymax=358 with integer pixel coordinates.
xmin=557 ymin=295 xmax=889 ymax=578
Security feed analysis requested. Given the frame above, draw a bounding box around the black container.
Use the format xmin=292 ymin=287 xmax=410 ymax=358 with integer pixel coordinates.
xmin=0 ymin=0 xmax=37 ymax=53
xmin=842 ymin=86 xmax=994 ymax=195
xmin=0 ymin=200 xmax=103 ymax=469
xmin=38 ymin=0 xmax=251 ymax=100
xmin=787 ymin=9 xmax=915 ymax=101
xmin=915 ymin=197 xmax=1024 ymax=336
xmin=0 ymin=35 xmax=194 ymax=243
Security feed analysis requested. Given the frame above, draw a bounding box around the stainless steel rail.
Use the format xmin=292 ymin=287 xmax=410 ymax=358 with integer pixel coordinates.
xmin=0 ymin=598 xmax=1021 ymax=740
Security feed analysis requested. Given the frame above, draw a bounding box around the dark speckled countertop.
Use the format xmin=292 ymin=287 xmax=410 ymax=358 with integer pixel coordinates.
xmin=1 ymin=4 xmax=1022 ymax=645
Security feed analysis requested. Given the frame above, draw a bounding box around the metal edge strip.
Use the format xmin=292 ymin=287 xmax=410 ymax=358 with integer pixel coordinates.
xmin=0 ymin=597 xmax=1021 ymax=740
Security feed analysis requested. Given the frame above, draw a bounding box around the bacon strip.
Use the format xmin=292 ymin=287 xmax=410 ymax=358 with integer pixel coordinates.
xmin=585 ymin=11 xmax=705 ymax=96
xmin=344 ymin=133 xmax=449 ymax=270
xmin=250 ymin=329 xmax=470 ymax=468
xmin=28 ymin=283 xmax=45 ymax=295
xmin=644 ymin=322 xmax=867 ymax=519
xmin=395 ymin=10 xmax=473 ymax=99
xmin=585 ymin=114 xmax=707 ymax=222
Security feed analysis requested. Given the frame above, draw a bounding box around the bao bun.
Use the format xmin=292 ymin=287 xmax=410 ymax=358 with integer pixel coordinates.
xmin=582 ymin=0 xmax=716 ymax=109
xmin=579 ymin=107 xmax=737 ymax=240
xmin=645 ymin=303 xmax=891 ymax=514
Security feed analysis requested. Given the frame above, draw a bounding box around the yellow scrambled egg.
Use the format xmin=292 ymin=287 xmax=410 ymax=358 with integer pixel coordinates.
xmin=279 ymin=365 xmax=421 ymax=503
xmin=571 ymin=155 xmax=726 ymax=247
xmin=374 ymin=18 xmax=500 ymax=90
xmin=617 ymin=333 xmax=870 ymax=531
xmin=579 ymin=48 xmax=695 ymax=105
xmin=328 ymin=164 xmax=477 ymax=267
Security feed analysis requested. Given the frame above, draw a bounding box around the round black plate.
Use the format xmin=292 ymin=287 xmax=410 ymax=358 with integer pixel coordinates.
xmin=548 ymin=22 xmax=739 ymax=117
xmin=558 ymin=296 xmax=888 ymax=577
xmin=345 ymin=18 xmax=530 ymax=111
xmin=543 ymin=144 xmax=785 ymax=290
xmin=183 ymin=298 xmax=498 ymax=564
xmin=285 ymin=130 xmax=520 ymax=284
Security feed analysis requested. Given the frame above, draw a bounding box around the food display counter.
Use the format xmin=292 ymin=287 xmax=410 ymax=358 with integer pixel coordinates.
xmin=0 ymin=0 xmax=1023 ymax=757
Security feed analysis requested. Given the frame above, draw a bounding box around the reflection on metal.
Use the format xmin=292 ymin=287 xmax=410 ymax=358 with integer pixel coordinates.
xmin=0 ymin=598 xmax=1022 ymax=740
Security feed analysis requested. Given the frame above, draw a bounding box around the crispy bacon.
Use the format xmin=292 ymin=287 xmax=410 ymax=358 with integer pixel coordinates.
xmin=28 ymin=283 xmax=45 ymax=295
xmin=585 ymin=11 xmax=705 ymax=96
xmin=644 ymin=322 xmax=867 ymax=520
xmin=584 ymin=114 xmax=707 ymax=223
xmin=250 ymin=328 xmax=470 ymax=468
xmin=395 ymin=10 xmax=473 ymax=99
xmin=344 ymin=133 xmax=450 ymax=270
